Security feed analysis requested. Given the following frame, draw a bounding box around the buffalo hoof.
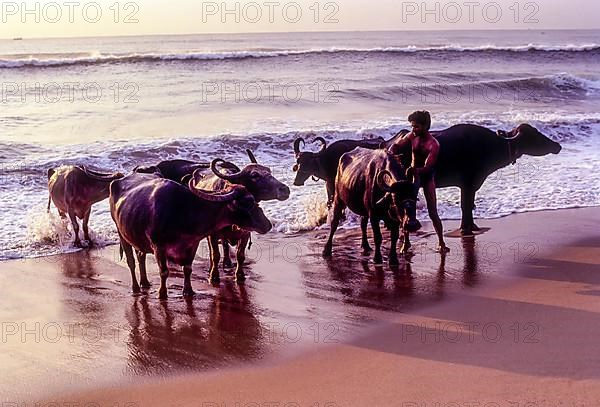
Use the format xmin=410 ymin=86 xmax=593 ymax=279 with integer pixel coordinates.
xmin=209 ymin=275 xmax=221 ymax=285
xmin=223 ymin=258 xmax=234 ymax=269
xmin=436 ymin=245 xmax=451 ymax=254
xmin=182 ymin=288 xmax=196 ymax=297
xmin=388 ymin=255 xmax=399 ymax=266
xmin=157 ymin=290 xmax=168 ymax=300
xmin=73 ymin=240 xmax=83 ymax=248
xmin=361 ymin=246 xmax=373 ymax=256
xmin=472 ymin=223 xmax=482 ymax=232
xmin=85 ymin=238 xmax=94 ymax=247
xmin=235 ymin=273 xmax=246 ymax=283
xmin=460 ymin=229 xmax=474 ymax=236
xmin=132 ymin=285 xmax=141 ymax=294
xmin=373 ymin=254 xmax=383 ymax=265
xmin=140 ymin=280 xmax=151 ymax=289
xmin=322 ymin=246 xmax=333 ymax=257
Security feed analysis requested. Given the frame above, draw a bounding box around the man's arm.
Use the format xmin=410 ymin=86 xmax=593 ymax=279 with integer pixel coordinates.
xmin=416 ymin=139 xmax=440 ymax=177
xmin=388 ymin=132 xmax=413 ymax=155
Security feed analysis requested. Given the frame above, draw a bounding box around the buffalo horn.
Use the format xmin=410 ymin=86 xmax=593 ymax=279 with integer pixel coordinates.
xmin=314 ymin=137 xmax=327 ymax=153
xmin=293 ymin=138 xmax=305 ymax=155
xmin=246 ymin=149 xmax=258 ymax=164
xmin=377 ymin=170 xmax=395 ymax=193
xmin=188 ymin=181 xmax=244 ymax=202
xmin=211 ymin=159 xmax=243 ymax=182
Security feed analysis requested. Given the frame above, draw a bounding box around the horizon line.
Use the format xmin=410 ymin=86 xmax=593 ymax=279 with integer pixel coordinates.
xmin=2 ymin=27 xmax=599 ymax=41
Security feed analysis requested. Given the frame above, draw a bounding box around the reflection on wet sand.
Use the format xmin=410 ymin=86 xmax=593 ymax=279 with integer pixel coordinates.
xmin=2 ymin=219 xmax=527 ymax=400
xmin=125 ymin=281 xmax=265 ymax=375
xmin=302 ymin=229 xmax=484 ymax=313
xmin=461 ymin=236 xmax=479 ymax=287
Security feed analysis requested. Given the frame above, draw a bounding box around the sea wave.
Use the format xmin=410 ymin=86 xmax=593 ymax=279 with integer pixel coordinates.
xmin=336 ymin=73 xmax=600 ymax=102
xmin=1 ymin=43 xmax=599 ymax=69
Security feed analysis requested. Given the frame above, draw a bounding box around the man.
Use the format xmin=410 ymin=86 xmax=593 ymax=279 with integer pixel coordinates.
xmin=389 ymin=111 xmax=450 ymax=253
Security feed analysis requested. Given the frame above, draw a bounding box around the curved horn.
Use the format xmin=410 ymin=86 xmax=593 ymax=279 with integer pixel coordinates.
xmin=188 ymin=182 xmax=244 ymax=203
xmin=210 ymin=159 xmax=243 ymax=183
xmin=314 ymin=137 xmax=327 ymax=153
xmin=246 ymin=149 xmax=258 ymax=164
xmin=293 ymin=138 xmax=305 ymax=155
xmin=377 ymin=170 xmax=395 ymax=193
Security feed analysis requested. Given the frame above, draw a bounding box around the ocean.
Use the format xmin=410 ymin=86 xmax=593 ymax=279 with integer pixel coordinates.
xmin=1 ymin=29 xmax=599 ymax=260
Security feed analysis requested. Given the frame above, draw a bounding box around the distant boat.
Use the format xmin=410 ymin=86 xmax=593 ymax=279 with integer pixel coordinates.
xmin=13 ymin=37 xmax=23 ymax=41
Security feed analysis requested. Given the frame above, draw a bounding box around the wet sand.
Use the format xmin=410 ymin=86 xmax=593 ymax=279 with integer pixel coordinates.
xmin=2 ymin=207 xmax=599 ymax=404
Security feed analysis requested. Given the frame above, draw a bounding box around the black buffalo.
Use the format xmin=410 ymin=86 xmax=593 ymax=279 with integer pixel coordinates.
xmin=293 ymin=135 xmax=385 ymax=203
xmin=324 ymin=148 xmax=422 ymax=266
xmin=383 ymin=123 xmax=562 ymax=235
xmin=293 ymin=135 xmax=385 ymax=252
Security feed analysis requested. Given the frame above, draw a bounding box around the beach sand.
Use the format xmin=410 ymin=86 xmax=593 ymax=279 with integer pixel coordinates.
xmin=2 ymin=207 xmax=599 ymax=405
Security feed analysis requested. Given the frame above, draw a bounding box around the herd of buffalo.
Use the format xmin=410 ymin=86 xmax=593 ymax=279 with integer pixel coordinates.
xmin=47 ymin=123 xmax=562 ymax=299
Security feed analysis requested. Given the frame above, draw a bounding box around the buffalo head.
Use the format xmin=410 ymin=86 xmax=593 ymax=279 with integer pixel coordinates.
xmin=209 ymin=153 xmax=290 ymax=202
xmin=377 ymin=170 xmax=421 ymax=233
xmin=292 ymin=136 xmax=327 ymax=186
xmin=500 ymin=124 xmax=562 ymax=157
xmin=133 ymin=165 xmax=162 ymax=177
xmin=188 ymin=183 xmax=272 ymax=235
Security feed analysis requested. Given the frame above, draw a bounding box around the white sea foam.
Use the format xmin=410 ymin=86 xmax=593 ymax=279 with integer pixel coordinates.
xmin=1 ymin=43 xmax=598 ymax=69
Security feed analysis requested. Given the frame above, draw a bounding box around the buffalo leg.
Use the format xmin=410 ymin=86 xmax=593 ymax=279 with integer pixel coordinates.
xmin=182 ymin=264 xmax=195 ymax=297
xmin=360 ymin=216 xmax=372 ymax=255
xmin=400 ymin=226 xmax=412 ymax=253
xmin=82 ymin=207 xmax=92 ymax=244
xmin=154 ymin=248 xmax=169 ymax=300
xmin=121 ymin=238 xmax=140 ymax=294
xmin=67 ymin=208 xmax=82 ymax=247
xmin=136 ymin=251 xmax=151 ymax=289
xmin=389 ymin=223 xmax=400 ymax=266
xmin=235 ymin=234 xmax=250 ymax=283
xmin=370 ymin=217 xmax=384 ymax=265
xmin=460 ymin=187 xmax=479 ymax=235
xmin=222 ymin=241 xmax=234 ymax=269
xmin=323 ymin=200 xmax=345 ymax=257
xmin=208 ymin=236 xmax=221 ymax=284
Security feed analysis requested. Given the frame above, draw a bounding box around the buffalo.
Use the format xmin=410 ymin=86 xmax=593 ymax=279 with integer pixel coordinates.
xmin=383 ymin=123 xmax=562 ymax=235
xmin=293 ymin=135 xmax=385 ymax=204
xmin=323 ymin=148 xmax=422 ymax=266
xmin=188 ymin=150 xmax=290 ymax=283
xmin=134 ymin=151 xmax=289 ymax=281
xmin=109 ymin=170 xmax=272 ymax=299
xmin=293 ymin=135 xmax=385 ymax=253
xmin=47 ymin=165 xmax=124 ymax=247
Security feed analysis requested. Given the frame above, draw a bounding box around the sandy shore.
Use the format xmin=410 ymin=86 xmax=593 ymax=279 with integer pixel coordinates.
xmin=2 ymin=207 xmax=599 ymax=404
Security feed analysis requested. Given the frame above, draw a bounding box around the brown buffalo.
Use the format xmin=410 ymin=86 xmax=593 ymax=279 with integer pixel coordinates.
xmin=324 ymin=148 xmax=421 ymax=266
xmin=47 ymin=165 xmax=124 ymax=247
xmin=109 ymin=171 xmax=272 ymax=299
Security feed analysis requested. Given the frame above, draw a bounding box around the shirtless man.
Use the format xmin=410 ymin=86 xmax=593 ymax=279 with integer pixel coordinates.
xmin=389 ymin=111 xmax=449 ymax=253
